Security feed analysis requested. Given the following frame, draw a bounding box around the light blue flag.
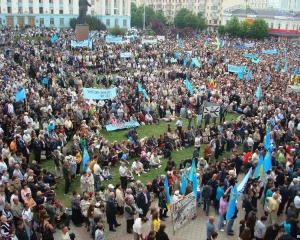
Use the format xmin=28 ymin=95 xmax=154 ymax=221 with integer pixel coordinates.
xmin=264 ymin=126 xmax=271 ymax=150
xmin=237 ymin=168 xmax=252 ymax=196
xmin=255 ymin=83 xmax=261 ymax=100
xmin=188 ymin=159 xmax=198 ymax=197
xmin=254 ymin=154 xmax=264 ymax=178
xmin=88 ymin=39 xmax=92 ymax=49
xmin=204 ymin=40 xmax=208 ymax=48
xmin=294 ymin=67 xmax=298 ymax=76
xmin=209 ymin=57 xmax=214 ymax=64
xmin=227 ymin=41 xmax=230 ymax=47
xmin=164 ymin=176 xmax=171 ymax=210
xmin=138 ymin=83 xmax=143 ymax=92
xmin=15 ymin=88 xmax=26 ymax=102
xmin=82 ymin=147 xmax=90 ymax=172
xmin=246 ymin=68 xmax=252 ymax=82
xmin=296 ymin=50 xmax=299 ymax=58
xmin=51 ymin=34 xmax=58 ymax=43
xmin=238 ymin=66 xmax=246 ymax=79
xmin=226 ymin=185 xmax=238 ymax=220
xmin=251 ymin=58 xmax=260 ymax=64
xmin=221 ymin=41 xmax=225 ymax=48
xmin=133 ymin=33 xmax=137 ymax=42
xmin=284 ymin=48 xmax=287 ymax=63
xmin=178 ymin=41 xmax=184 ymax=47
xmin=176 ymin=34 xmax=179 ymax=40
xmin=266 ymin=74 xmax=271 ymax=83
xmin=192 ymin=58 xmax=200 ymax=68
xmin=188 ymin=159 xmax=196 ymax=182
xmin=183 ymin=57 xmax=188 ymax=66
xmin=275 ymin=61 xmax=279 ymax=72
xmin=181 ymin=165 xmax=188 ymax=195
xmin=189 ymin=61 xmax=194 ymax=68
xmin=284 ymin=62 xmax=288 ymax=73
xmin=263 ymin=150 xmax=272 ymax=173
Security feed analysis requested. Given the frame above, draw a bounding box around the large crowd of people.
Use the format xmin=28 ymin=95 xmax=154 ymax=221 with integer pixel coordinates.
xmin=0 ymin=24 xmax=299 ymax=240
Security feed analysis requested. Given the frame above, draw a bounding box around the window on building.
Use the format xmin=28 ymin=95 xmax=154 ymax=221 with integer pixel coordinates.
xmin=286 ymin=24 xmax=288 ymax=29
xmin=18 ymin=7 xmax=23 ymax=13
xmin=59 ymin=0 xmax=63 ymax=3
xmin=39 ymin=7 xmax=43 ymax=13
xmin=106 ymin=19 xmax=110 ymax=26
xmin=39 ymin=0 xmax=43 ymax=3
xmin=278 ymin=23 xmax=280 ymax=29
xmin=40 ymin=18 xmax=44 ymax=25
xmin=271 ymin=23 xmax=273 ymax=28
xmin=59 ymin=9 xmax=63 ymax=14
xmin=29 ymin=0 xmax=33 ymax=2
xmin=49 ymin=0 xmax=53 ymax=3
xmin=91 ymin=9 xmax=95 ymax=15
xmin=214 ymin=20 xmax=218 ymax=24
xmin=18 ymin=0 xmax=22 ymax=2
xmin=50 ymin=18 xmax=54 ymax=25
xmin=7 ymin=0 xmax=11 ymax=2
xmin=0 ymin=19 xmax=2 ymax=25
xmin=50 ymin=8 xmax=54 ymax=14
xmin=115 ymin=19 xmax=118 ymax=26
xmin=69 ymin=9 xmax=73 ymax=14
xmin=59 ymin=18 xmax=64 ymax=25
xmin=69 ymin=0 xmax=73 ymax=3
xmin=7 ymin=7 xmax=12 ymax=13
xmin=293 ymin=24 xmax=295 ymax=30
xmin=29 ymin=7 xmax=33 ymax=13
xmin=211 ymin=6 xmax=218 ymax=10
xmin=91 ymin=0 xmax=95 ymax=4
xmin=123 ymin=19 xmax=127 ymax=27
xmin=114 ymin=9 xmax=118 ymax=14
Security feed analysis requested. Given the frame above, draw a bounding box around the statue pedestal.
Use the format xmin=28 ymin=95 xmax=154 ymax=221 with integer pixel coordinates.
xmin=76 ymin=24 xmax=89 ymax=41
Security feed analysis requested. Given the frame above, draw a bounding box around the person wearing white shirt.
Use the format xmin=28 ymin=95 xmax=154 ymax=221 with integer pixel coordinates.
xmin=149 ymin=153 xmax=161 ymax=169
xmin=247 ymin=135 xmax=254 ymax=148
xmin=0 ymin=158 xmax=8 ymax=175
xmin=145 ymin=112 xmax=153 ymax=125
xmin=22 ymin=203 xmax=33 ymax=239
xmin=23 ymin=131 xmax=32 ymax=145
xmin=61 ymin=226 xmax=72 ymax=240
xmin=119 ymin=161 xmax=127 ymax=189
xmin=172 ymin=190 xmax=183 ymax=204
xmin=93 ymin=160 xmax=102 ymax=192
xmin=133 ymin=217 xmax=148 ymax=240
xmin=251 ymin=149 xmax=260 ymax=168
xmin=294 ymin=192 xmax=300 ymax=217
xmin=131 ymin=159 xmax=144 ymax=177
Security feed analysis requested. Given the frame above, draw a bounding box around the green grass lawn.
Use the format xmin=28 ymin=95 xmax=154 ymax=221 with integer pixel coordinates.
xmin=39 ymin=113 xmax=239 ymax=207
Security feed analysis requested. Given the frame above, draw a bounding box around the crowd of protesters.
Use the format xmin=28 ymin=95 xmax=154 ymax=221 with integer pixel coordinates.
xmin=0 ymin=24 xmax=299 ymax=240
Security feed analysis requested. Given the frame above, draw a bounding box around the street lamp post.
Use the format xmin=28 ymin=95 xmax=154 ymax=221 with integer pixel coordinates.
xmin=143 ymin=1 xmax=146 ymax=31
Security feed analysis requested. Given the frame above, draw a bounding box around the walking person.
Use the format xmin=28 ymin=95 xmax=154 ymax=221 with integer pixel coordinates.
xmin=226 ymin=201 xmax=239 ymax=236
xmin=62 ymin=160 xmax=71 ymax=195
xmin=202 ymin=182 xmax=213 ymax=216
xmin=136 ymin=186 xmax=151 ymax=218
xmin=206 ymin=216 xmax=215 ymax=240
xmin=158 ymin=186 xmax=168 ymax=221
xmin=254 ymin=216 xmax=267 ymax=240
xmin=133 ymin=217 xmax=149 ymax=240
xmin=106 ymin=192 xmax=121 ymax=232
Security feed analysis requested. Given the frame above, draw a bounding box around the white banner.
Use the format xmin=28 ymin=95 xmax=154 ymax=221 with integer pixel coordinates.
xmin=142 ymin=39 xmax=157 ymax=44
xmin=157 ymin=35 xmax=165 ymax=41
xmin=172 ymin=192 xmax=197 ymax=232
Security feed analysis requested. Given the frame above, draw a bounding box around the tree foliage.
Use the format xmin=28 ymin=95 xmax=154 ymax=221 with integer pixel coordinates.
xmin=249 ymin=18 xmax=269 ymax=39
xmin=154 ymin=11 xmax=168 ymax=24
xmin=174 ymin=9 xmax=207 ymax=30
xmin=221 ymin=16 xmax=269 ymax=39
xmin=217 ymin=25 xmax=226 ymax=34
xmin=151 ymin=18 xmax=167 ymax=35
xmin=109 ymin=25 xmax=126 ymax=36
xmin=69 ymin=16 xmax=106 ymax=30
xmin=131 ymin=3 xmax=143 ymax=28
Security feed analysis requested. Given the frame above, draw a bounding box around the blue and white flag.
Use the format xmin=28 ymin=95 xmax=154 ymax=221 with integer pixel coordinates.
xmin=176 ymin=34 xmax=179 ymax=40
xmin=82 ymin=147 xmax=90 ymax=172
xmin=226 ymin=185 xmax=238 ymax=220
xmin=15 ymin=88 xmax=26 ymax=102
xmin=255 ymin=83 xmax=261 ymax=100
xmin=237 ymin=168 xmax=252 ymax=195
xmin=51 ymin=34 xmax=58 ymax=43
xmin=275 ymin=60 xmax=279 ymax=72
xmin=266 ymin=73 xmax=271 ymax=83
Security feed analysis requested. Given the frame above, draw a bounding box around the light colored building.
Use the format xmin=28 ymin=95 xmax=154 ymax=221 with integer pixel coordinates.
xmin=0 ymin=0 xmax=131 ymax=28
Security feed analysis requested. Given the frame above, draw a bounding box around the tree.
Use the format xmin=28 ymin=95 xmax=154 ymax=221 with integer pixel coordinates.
xmin=70 ymin=18 xmax=77 ymax=30
xmin=225 ymin=16 xmax=241 ymax=36
xmin=131 ymin=3 xmax=143 ymax=28
xmin=151 ymin=18 xmax=166 ymax=35
xmin=109 ymin=25 xmax=126 ymax=36
xmin=174 ymin=8 xmax=190 ymax=29
xmin=195 ymin=15 xmax=207 ymax=30
xmin=154 ymin=11 xmax=168 ymax=24
xmin=142 ymin=6 xmax=156 ymax=27
xmin=217 ymin=25 xmax=226 ymax=34
xmin=249 ymin=18 xmax=269 ymax=39
xmin=183 ymin=13 xmax=198 ymax=29
xmin=69 ymin=16 xmax=106 ymax=30
xmin=239 ymin=21 xmax=251 ymax=37
xmin=146 ymin=25 xmax=155 ymax=36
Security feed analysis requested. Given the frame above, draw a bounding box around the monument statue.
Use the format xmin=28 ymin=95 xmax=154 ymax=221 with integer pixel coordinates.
xmin=78 ymin=0 xmax=91 ymax=25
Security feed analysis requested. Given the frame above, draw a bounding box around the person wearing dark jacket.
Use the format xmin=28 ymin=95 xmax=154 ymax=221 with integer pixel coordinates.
xmin=32 ymin=137 xmax=42 ymax=164
xmin=136 ymin=186 xmax=151 ymax=218
xmin=278 ymin=181 xmax=289 ymax=216
xmin=217 ymin=163 xmax=227 ymax=182
xmin=264 ymin=223 xmax=280 ymax=240
xmin=231 ymin=154 xmax=243 ymax=176
xmin=202 ymin=183 xmax=213 ymax=216
xmin=158 ymin=186 xmax=168 ymax=221
xmin=246 ymin=208 xmax=258 ymax=239
xmin=16 ymin=220 xmax=29 ymax=240
xmin=156 ymin=224 xmax=169 ymax=240
xmin=106 ymin=192 xmax=121 ymax=232
xmin=243 ymin=190 xmax=254 ymax=220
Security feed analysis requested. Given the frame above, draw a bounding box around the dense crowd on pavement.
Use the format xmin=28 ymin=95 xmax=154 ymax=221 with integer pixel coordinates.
xmin=0 ymin=24 xmax=300 ymax=240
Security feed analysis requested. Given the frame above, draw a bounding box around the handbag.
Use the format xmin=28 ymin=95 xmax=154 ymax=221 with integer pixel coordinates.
xmin=135 ymin=207 xmax=143 ymax=214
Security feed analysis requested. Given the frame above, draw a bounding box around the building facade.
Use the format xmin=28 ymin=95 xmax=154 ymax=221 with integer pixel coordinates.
xmin=0 ymin=0 xmax=131 ymax=28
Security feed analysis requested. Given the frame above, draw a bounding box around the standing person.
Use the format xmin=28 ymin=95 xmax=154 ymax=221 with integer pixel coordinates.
xmin=247 ymin=208 xmax=258 ymax=239
xmin=175 ymin=116 xmax=183 ymax=133
xmin=42 ymin=214 xmax=54 ymax=240
xmin=158 ymin=186 xmax=168 ymax=221
xmin=119 ymin=161 xmax=128 ymax=190
xmin=217 ymin=192 xmax=230 ymax=232
xmin=106 ymin=192 xmax=121 ymax=232
xmin=264 ymin=223 xmax=280 ymax=240
xmin=132 ymin=217 xmax=148 ymax=240
xmin=62 ymin=160 xmax=71 ymax=195
xmin=124 ymin=197 xmax=136 ymax=234
xmin=115 ymin=184 xmax=124 ymax=216
xmin=202 ymin=182 xmax=213 ymax=216
xmin=254 ymin=216 xmax=267 ymax=240
xmin=152 ymin=211 xmax=160 ymax=233
xmin=206 ymin=216 xmax=215 ymax=240
xmin=136 ymin=186 xmax=151 ymax=218
xmin=93 ymin=160 xmax=102 ymax=192
xmin=155 ymin=224 xmax=170 ymax=240
xmin=278 ymin=181 xmax=289 ymax=216
xmin=267 ymin=193 xmax=279 ymax=225
xmin=16 ymin=220 xmax=29 ymax=240
xmin=22 ymin=203 xmax=33 ymax=240
xmin=71 ymin=191 xmax=83 ymax=227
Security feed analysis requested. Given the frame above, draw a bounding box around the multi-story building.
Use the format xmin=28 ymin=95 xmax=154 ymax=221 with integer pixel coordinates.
xmin=0 ymin=0 xmax=131 ymax=28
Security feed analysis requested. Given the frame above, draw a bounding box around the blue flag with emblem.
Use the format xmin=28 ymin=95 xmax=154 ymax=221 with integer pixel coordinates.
xmin=51 ymin=34 xmax=58 ymax=43
xmin=183 ymin=57 xmax=188 ymax=66
xmin=254 ymin=154 xmax=264 ymax=178
xmin=181 ymin=164 xmax=188 ymax=195
xmin=264 ymin=149 xmax=272 ymax=173
xmin=264 ymin=126 xmax=270 ymax=150
xmin=238 ymin=66 xmax=246 ymax=79
xmin=15 ymin=88 xmax=26 ymax=102
xmin=294 ymin=67 xmax=298 ymax=76
xmin=188 ymin=159 xmax=198 ymax=197
xmin=164 ymin=175 xmax=171 ymax=210
xmin=178 ymin=41 xmax=184 ymax=47
xmin=82 ymin=147 xmax=90 ymax=171
xmin=226 ymin=185 xmax=238 ymax=220
xmin=246 ymin=68 xmax=252 ymax=82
